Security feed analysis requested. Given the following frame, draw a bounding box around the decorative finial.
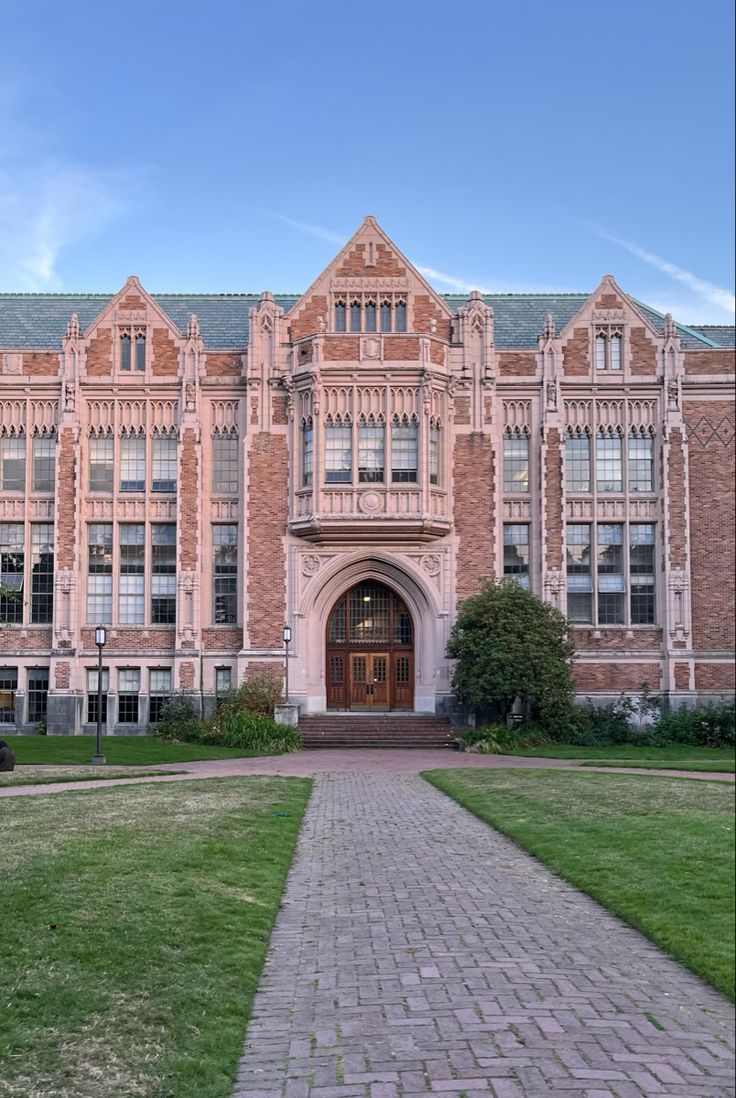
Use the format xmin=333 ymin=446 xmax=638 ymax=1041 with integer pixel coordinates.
xmin=187 ymin=314 xmax=200 ymax=341
xmin=66 ymin=313 xmax=80 ymax=340
xmin=663 ymin=312 xmax=676 ymax=339
xmin=543 ymin=313 xmax=556 ymax=340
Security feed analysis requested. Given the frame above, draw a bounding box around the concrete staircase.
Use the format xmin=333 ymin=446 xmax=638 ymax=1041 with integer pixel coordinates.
xmin=299 ymin=713 xmax=454 ymax=749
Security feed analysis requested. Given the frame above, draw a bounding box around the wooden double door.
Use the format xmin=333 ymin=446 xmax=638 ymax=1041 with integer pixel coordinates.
xmin=326 ymin=649 xmax=414 ymax=711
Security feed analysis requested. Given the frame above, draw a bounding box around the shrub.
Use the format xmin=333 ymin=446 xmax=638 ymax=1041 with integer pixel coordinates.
xmin=654 ymin=702 xmax=735 ymax=749
xmin=153 ymin=682 xmax=302 ymax=754
xmin=447 ymin=580 xmax=575 ymax=734
xmin=217 ymin=674 xmax=283 ymax=718
xmin=156 ymin=695 xmax=203 ymax=743
xmin=455 ymin=722 xmax=553 ymax=754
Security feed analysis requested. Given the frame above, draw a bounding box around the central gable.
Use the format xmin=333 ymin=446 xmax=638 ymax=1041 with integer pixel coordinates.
xmin=287 ymin=216 xmax=453 ymax=346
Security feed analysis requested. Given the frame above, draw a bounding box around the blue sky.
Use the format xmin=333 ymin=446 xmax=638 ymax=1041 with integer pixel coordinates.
xmin=0 ymin=0 xmax=733 ymax=323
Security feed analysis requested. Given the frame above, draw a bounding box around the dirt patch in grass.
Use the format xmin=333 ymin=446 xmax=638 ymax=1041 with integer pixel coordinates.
xmin=1 ymin=765 xmax=176 ymax=787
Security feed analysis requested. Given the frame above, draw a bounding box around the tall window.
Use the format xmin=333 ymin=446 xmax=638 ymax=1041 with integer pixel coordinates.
xmin=32 ymin=436 xmax=56 ymax=492
xmin=0 ymin=668 xmax=17 ymax=723
xmin=566 ymin=524 xmax=593 ymax=623
xmin=0 ymin=524 xmax=24 ymax=624
xmin=503 ymin=433 xmax=529 ymax=493
xmin=89 ymin=434 xmax=114 ymax=492
xmin=149 ymin=669 xmax=171 ymax=724
xmin=301 ymin=420 xmax=313 ymax=487
xmin=391 ymin=419 xmax=418 ymax=483
xmin=151 ymin=524 xmax=176 ymax=624
xmin=565 ymin=435 xmax=591 ymax=492
xmin=87 ymin=524 xmax=113 ymax=623
xmin=212 ymin=435 xmax=238 ymax=493
xmin=325 ymin=422 xmax=352 ymax=484
xmin=429 ymin=424 xmax=440 ymax=486
xmin=119 ymin=524 xmax=145 ymax=625
xmin=151 ymin=435 xmax=177 ymax=492
xmin=596 ymin=433 xmax=623 ymax=492
xmin=503 ymin=524 xmax=530 ymax=588
xmin=27 ymin=668 xmax=49 ymax=723
xmin=0 ymin=436 xmax=25 ymax=492
xmin=395 ymin=298 xmax=407 ymax=332
xmin=566 ymin=522 xmax=656 ymax=626
xmin=358 ymin=422 xmax=384 ymax=483
xmin=364 ymin=298 xmax=377 ymax=331
xmin=350 ymin=298 xmax=361 ymax=332
xmin=215 ymin=666 xmax=232 ymax=698
xmin=597 ymin=524 xmax=625 ymax=624
xmin=380 ymin=298 xmax=392 ymax=332
xmin=120 ymin=329 xmax=146 ymax=371
xmin=118 ymin=669 xmax=140 ymax=723
xmin=335 ymin=299 xmax=346 ymax=332
xmin=120 ymin=434 xmax=145 ymax=492
xmin=86 ymin=668 xmax=109 ymax=725
xmin=595 ymin=328 xmax=622 ymax=371
xmin=30 ymin=524 xmax=54 ymax=624
xmin=628 ymin=434 xmax=654 ymax=492
xmin=630 ymin=524 xmax=656 ymax=624
xmin=213 ymin=525 xmax=237 ymax=624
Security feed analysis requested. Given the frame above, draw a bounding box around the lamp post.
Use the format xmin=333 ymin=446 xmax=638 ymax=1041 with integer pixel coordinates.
xmin=282 ymin=624 xmax=292 ymax=704
xmin=92 ymin=626 xmax=106 ymax=765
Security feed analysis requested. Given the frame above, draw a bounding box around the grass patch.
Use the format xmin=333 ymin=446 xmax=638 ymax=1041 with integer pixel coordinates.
xmin=423 ymin=768 xmax=735 ymax=1000
xmin=2 ymin=735 xmax=275 ymax=766
xmin=1 ymin=765 xmax=176 ymax=787
xmin=0 ymin=776 xmax=311 ymax=1098
xmin=502 ymin=743 xmax=735 ymax=772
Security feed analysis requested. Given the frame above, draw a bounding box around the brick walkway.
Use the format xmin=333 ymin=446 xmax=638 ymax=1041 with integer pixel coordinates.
xmin=232 ymin=773 xmax=735 ymax=1098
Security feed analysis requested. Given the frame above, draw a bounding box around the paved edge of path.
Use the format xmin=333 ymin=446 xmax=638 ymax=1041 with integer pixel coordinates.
xmin=0 ymin=750 xmax=734 ymax=797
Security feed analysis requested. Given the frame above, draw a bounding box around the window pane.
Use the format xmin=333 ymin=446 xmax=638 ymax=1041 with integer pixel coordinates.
xmin=27 ymin=668 xmax=49 ymax=723
xmin=503 ymin=524 xmax=529 ymax=588
xmin=135 ymin=333 xmax=146 ymax=371
xmin=429 ymin=426 xmax=440 ymax=486
xmin=120 ymin=524 xmax=145 ymax=572
xmin=391 ymin=423 xmax=418 ymax=483
xmin=628 ymin=435 xmax=654 ymax=492
xmin=120 ymin=333 xmax=131 ymax=370
xmin=0 ymin=667 xmax=18 ymax=723
xmin=503 ymin=435 xmax=529 ymax=492
xmin=302 ymin=424 xmax=313 ymax=487
xmin=31 ymin=523 xmax=54 ymax=624
xmin=566 ymin=524 xmax=591 ymax=574
xmin=32 ymin=436 xmax=56 ymax=492
xmin=335 ymin=300 xmax=346 ymax=332
xmin=152 ymin=435 xmax=177 ymax=492
xmin=213 ymin=525 xmax=237 ymax=624
xmin=565 ymin=436 xmax=590 ymax=492
xmin=0 ymin=436 xmax=26 ymax=492
xmin=568 ymin=592 xmax=593 ymax=623
xmin=395 ymin=300 xmax=407 ymax=332
xmin=610 ymin=334 xmax=622 ymax=370
xmin=597 ymin=524 xmax=623 ymax=573
xmin=325 ymin=425 xmax=352 ymax=483
xmin=0 ymin=523 xmax=24 ymax=624
xmin=364 ymin=300 xmax=376 ymax=332
xmin=215 ymin=667 xmax=232 ymax=694
xmin=380 ymin=299 xmax=391 ymax=332
xmin=212 ymin=435 xmax=238 ymax=494
xmin=595 ymin=334 xmax=606 ymax=370
xmin=350 ymin=299 xmax=361 ymax=332
xmin=596 ymin=435 xmax=623 ymax=492
xmin=120 ymin=435 xmax=145 ymax=492
xmin=358 ymin=425 xmax=384 ymax=483
xmin=89 ymin=435 xmax=114 ymax=493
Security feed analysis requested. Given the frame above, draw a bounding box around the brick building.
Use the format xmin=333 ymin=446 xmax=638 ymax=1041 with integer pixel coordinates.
xmin=0 ymin=217 xmax=734 ymax=733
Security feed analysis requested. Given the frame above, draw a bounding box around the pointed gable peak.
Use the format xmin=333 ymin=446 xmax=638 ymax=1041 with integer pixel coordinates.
xmin=558 ymin=273 xmax=661 ymax=341
xmin=82 ymin=276 xmax=184 ymax=341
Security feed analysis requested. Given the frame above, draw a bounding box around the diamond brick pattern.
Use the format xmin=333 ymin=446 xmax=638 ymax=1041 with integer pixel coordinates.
xmin=232 ymin=774 xmax=735 ymax=1097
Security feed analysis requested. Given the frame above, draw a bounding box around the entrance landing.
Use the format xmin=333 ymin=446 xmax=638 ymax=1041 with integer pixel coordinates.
xmin=299 ymin=713 xmax=452 ymax=748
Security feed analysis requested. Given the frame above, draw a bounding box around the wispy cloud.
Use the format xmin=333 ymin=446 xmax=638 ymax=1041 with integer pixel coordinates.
xmin=274 ymin=215 xmax=348 ymax=247
xmin=416 ymin=265 xmax=487 ymax=294
xmin=589 ymin=223 xmax=735 ymax=318
xmin=0 ymin=164 xmax=140 ymax=291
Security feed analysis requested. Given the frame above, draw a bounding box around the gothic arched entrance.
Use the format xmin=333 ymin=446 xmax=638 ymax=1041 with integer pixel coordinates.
xmin=325 ymin=580 xmax=414 ymax=711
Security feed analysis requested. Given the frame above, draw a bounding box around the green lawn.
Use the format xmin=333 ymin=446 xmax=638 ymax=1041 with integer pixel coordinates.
xmin=0 ymin=776 xmax=311 ymax=1098
xmin=423 ymin=768 xmax=735 ymax=1000
xmin=2 ymin=734 xmax=276 ymax=766
xmin=503 ymin=743 xmax=735 ymax=772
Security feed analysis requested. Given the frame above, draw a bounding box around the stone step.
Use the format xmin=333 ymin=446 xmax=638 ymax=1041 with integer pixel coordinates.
xmin=299 ymin=714 xmax=453 ymax=748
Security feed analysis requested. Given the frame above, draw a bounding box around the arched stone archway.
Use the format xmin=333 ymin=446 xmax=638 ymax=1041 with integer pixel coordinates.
xmin=296 ymin=554 xmax=442 ymax=713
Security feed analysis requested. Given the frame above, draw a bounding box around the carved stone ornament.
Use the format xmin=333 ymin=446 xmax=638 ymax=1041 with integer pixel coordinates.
xmin=358 ymin=491 xmax=384 ymax=515
xmin=667 ymin=380 xmax=679 ymax=411
xmin=185 ymin=383 xmax=196 ymax=412
xmin=668 ymin=569 xmax=688 ymax=595
xmin=421 ymin=554 xmax=441 ymax=577
xmin=2 ymin=353 xmax=22 ymax=375
xmin=544 ymin=569 xmax=564 ymax=597
xmin=57 ymin=569 xmax=74 ymax=595
xmin=179 ymin=570 xmax=197 ymax=596
xmin=64 ymin=381 xmax=76 ymax=412
xmin=333 ymin=277 xmax=409 ymax=291
xmin=546 ymin=382 xmax=557 ymax=411
xmin=592 ymin=309 xmax=625 ymax=323
xmin=361 ymin=337 xmax=381 ymax=360
xmin=301 ymin=554 xmax=322 ymax=577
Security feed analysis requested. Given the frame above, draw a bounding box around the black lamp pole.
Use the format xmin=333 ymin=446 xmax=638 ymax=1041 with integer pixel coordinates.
xmin=92 ymin=626 xmax=106 ymax=764
xmin=283 ymin=624 xmax=292 ymax=703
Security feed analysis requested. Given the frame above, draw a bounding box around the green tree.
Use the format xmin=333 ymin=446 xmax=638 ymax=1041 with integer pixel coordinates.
xmin=447 ymin=580 xmax=575 ymax=732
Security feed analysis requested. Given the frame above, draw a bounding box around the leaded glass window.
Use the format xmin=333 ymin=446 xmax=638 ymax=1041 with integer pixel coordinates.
xmin=0 ymin=436 xmax=25 ymax=492
xmin=30 ymin=523 xmax=53 ymax=624
xmin=596 ymin=434 xmax=623 ymax=492
xmin=391 ymin=421 xmax=417 ymax=483
xmin=358 ymin=423 xmax=384 ymax=483
xmin=503 ymin=524 xmax=530 ymax=588
xmin=213 ymin=524 xmax=237 ymax=624
xmin=89 ymin=434 xmax=114 ymax=493
xmin=32 ymin=436 xmax=56 ymax=492
xmin=628 ymin=434 xmax=654 ymax=493
xmin=565 ymin=435 xmax=590 ymax=492
xmin=503 ymin=435 xmax=529 ymax=493
xmin=325 ymin=424 xmax=352 ymax=484
xmin=151 ymin=434 xmax=177 ymax=493
xmin=120 ymin=434 xmax=145 ymax=492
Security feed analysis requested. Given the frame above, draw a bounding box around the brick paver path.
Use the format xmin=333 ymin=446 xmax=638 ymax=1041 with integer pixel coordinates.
xmin=232 ymin=773 xmax=735 ymax=1098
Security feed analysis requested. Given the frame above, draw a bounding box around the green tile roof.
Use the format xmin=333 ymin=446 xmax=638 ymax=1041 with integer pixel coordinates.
xmin=0 ymin=291 xmax=727 ymax=352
